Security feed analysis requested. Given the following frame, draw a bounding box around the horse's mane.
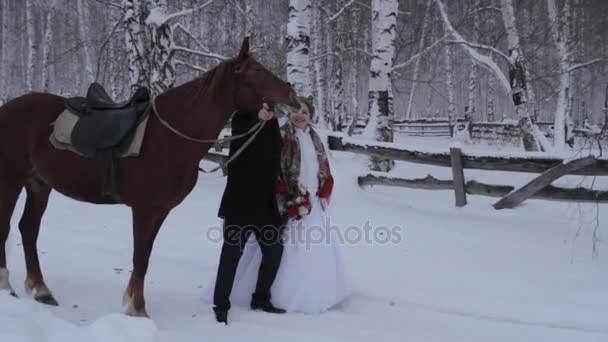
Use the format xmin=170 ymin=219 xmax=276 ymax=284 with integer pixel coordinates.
xmin=190 ymin=59 xmax=236 ymax=104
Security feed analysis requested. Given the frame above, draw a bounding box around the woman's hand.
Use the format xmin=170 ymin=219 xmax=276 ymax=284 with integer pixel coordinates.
xmin=258 ymin=103 xmax=275 ymax=121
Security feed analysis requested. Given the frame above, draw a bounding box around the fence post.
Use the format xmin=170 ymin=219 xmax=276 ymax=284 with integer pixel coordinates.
xmin=450 ymin=146 xmax=467 ymax=207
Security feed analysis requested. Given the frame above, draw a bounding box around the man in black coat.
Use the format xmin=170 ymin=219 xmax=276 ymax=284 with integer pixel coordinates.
xmin=213 ymin=103 xmax=285 ymax=324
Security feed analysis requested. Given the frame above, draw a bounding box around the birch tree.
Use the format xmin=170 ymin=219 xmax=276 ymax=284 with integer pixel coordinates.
xmin=1 ymin=0 xmax=11 ymax=99
xmin=286 ymin=0 xmax=313 ymax=98
xmin=41 ymin=4 xmax=56 ymax=91
xmin=25 ymin=0 xmax=36 ymax=91
xmin=146 ymin=0 xmax=176 ymax=96
xmin=77 ymin=0 xmax=95 ymax=84
xmin=124 ymin=0 xmax=148 ymax=91
xmin=467 ymin=0 xmax=480 ymax=118
xmin=499 ymin=0 xmax=546 ymax=151
xmin=547 ymin=0 xmax=572 ymax=150
xmin=444 ymin=43 xmax=457 ymax=128
xmin=436 ymin=0 xmax=552 ymax=152
xmin=312 ymin=3 xmax=327 ymax=128
xmin=406 ymin=0 xmax=432 ymax=119
xmin=365 ymin=0 xmax=398 ymax=172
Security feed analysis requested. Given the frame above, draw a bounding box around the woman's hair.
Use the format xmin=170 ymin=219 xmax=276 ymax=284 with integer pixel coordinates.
xmin=295 ymin=96 xmax=315 ymax=120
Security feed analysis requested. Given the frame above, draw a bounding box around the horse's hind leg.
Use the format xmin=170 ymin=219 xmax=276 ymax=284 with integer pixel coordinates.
xmin=0 ymin=180 xmax=23 ymax=297
xmin=19 ymin=178 xmax=57 ymax=305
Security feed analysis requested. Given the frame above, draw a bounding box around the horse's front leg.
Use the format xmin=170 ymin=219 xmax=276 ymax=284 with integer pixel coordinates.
xmin=123 ymin=207 xmax=169 ymax=317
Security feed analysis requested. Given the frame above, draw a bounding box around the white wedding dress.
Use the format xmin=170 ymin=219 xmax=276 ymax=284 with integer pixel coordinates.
xmin=204 ymin=126 xmax=351 ymax=314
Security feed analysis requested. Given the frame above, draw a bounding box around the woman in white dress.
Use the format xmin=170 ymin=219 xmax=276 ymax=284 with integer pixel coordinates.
xmin=204 ymin=97 xmax=351 ymax=314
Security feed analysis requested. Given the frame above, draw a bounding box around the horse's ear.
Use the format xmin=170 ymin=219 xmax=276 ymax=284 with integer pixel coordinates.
xmin=238 ymin=36 xmax=250 ymax=61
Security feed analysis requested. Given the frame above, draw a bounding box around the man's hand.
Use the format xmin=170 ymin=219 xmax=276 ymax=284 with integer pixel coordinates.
xmin=258 ymin=103 xmax=275 ymax=121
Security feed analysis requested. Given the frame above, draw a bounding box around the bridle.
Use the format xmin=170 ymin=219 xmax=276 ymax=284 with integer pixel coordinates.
xmin=150 ymin=60 xmax=272 ymax=173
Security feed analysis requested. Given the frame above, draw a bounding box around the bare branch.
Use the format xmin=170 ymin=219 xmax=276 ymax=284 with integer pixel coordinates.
xmin=173 ymin=45 xmax=228 ymax=61
xmin=568 ymin=58 xmax=603 ymax=73
xmin=447 ymin=40 xmax=512 ymax=65
xmin=173 ymin=23 xmax=212 ymax=53
xmin=392 ymin=34 xmax=450 ymax=72
xmin=95 ymin=15 xmax=125 ymax=81
xmin=91 ymin=0 xmax=123 ymax=10
xmin=311 ymin=52 xmax=339 ymax=61
xmin=328 ymin=0 xmax=356 ymax=23
xmin=346 ymin=47 xmax=373 ymax=57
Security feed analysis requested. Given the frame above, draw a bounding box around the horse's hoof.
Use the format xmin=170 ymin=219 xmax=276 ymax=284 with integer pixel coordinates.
xmin=125 ymin=307 xmax=150 ymax=318
xmin=35 ymin=294 xmax=59 ymax=306
xmin=10 ymin=290 xmax=18 ymax=298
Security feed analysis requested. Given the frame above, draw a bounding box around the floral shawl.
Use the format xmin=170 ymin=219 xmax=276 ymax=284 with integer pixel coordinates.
xmin=276 ymin=122 xmax=333 ymax=222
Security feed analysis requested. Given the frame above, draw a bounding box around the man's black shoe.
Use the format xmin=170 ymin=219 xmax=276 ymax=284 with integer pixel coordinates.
xmin=213 ymin=306 xmax=228 ymax=324
xmin=250 ymin=300 xmax=286 ymax=314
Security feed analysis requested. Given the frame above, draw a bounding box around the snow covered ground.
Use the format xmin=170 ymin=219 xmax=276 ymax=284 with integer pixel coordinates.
xmin=1 ymin=145 xmax=607 ymax=342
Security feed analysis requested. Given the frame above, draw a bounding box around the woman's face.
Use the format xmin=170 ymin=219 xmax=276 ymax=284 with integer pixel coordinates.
xmin=289 ymin=101 xmax=311 ymax=129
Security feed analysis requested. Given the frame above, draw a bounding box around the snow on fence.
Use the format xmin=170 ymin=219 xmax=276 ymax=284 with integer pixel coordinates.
xmin=327 ymin=134 xmax=608 ymax=207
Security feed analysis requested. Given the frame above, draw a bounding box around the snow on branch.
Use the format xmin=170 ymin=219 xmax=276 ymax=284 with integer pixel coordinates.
xmin=327 ymin=0 xmax=356 ymax=23
xmin=355 ymin=1 xmax=371 ymax=10
xmin=176 ymin=60 xmax=208 ymax=73
xmin=435 ymin=0 xmax=511 ymax=94
xmin=471 ymin=6 xmax=501 ymax=14
xmin=173 ymin=45 xmax=228 ymax=61
xmin=147 ymin=0 xmax=214 ymax=27
xmin=446 ymin=40 xmax=511 ymax=65
xmin=568 ymin=58 xmax=603 ymax=73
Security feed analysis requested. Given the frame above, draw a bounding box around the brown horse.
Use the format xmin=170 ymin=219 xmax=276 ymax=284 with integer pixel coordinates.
xmin=0 ymin=38 xmax=297 ymax=317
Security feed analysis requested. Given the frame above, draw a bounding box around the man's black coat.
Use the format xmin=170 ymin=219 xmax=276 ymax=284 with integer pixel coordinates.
xmin=217 ymin=111 xmax=282 ymax=226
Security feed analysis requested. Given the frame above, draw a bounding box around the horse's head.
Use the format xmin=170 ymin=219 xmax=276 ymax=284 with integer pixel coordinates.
xmin=231 ymin=37 xmax=300 ymax=113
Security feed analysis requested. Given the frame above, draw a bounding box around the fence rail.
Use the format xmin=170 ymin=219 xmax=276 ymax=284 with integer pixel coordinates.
xmin=327 ymin=135 xmax=608 ymax=176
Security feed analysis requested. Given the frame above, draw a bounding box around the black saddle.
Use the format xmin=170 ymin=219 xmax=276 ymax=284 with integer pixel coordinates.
xmin=64 ymin=82 xmax=151 ymax=202
xmin=66 ymin=83 xmax=150 ymax=156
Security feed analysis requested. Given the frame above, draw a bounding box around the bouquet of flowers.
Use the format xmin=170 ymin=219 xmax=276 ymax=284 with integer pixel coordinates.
xmin=285 ymin=185 xmax=312 ymax=220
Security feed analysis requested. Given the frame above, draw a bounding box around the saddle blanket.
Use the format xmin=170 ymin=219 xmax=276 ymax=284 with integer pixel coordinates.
xmin=49 ymin=109 xmax=150 ymax=158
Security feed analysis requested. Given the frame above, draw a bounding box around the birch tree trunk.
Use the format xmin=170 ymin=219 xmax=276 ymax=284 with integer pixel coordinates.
xmin=331 ymin=19 xmax=346 ymax=132
xmin=146 ymin=0 xmax=176 ymax=96
xmin=312 ymin=4 xmax=327 ymax=128
xmin=25 ymin=0 xmax=36 ymax=91
xmin=1 ymin=0 xmax=11 ymax=100
xmin=467 ymin=0 xmax=479 ymax=118
xmin=547 ymin=0 xmax=572 ymax=150
xmin=241 ymin=0 xmax=255 ymax=37
xmin=406 ymin=0 xmax=432 ymax=119
xmin=445 ymin=43 xmax=457 ymax=130
xmin=500 ymin=0 xmax=545 ymax=151
xmin=124 ymin=0 xmax=148 ymax=92
xmin=365 ymin=0 xmax=398 ymax=172
xmin=77 ymin=0 xmax=95 ymax=84
xmin=286 ymin=0 xmax=313 ymax=98
xmin=41 ymin=6 xmax=56 ymax=91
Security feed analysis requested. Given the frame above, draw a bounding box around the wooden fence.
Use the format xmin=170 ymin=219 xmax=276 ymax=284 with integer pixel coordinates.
xmin=327 ymin=135 xmax=608 ymax=207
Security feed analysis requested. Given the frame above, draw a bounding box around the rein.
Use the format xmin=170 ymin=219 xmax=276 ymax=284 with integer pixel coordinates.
xmin=149 ymin=96 xmax=266 ymax=174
